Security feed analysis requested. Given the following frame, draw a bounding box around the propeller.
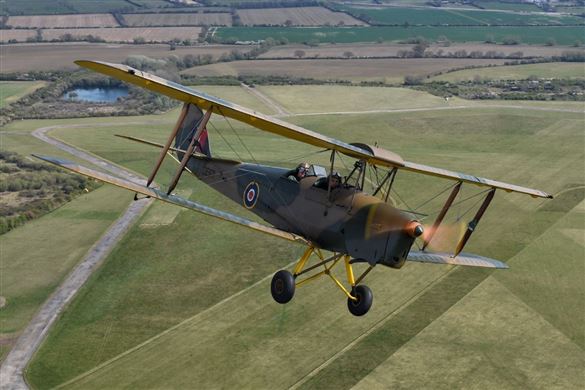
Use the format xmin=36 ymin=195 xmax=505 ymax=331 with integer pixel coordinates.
xmin=420 ymin=220 xmax=467 ymax=252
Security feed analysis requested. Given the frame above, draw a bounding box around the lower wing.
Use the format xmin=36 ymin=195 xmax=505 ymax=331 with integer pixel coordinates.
xmin=407 ymin=251 xmax=508 ymax=269
xmin=34 ymin=155 xmax=308 ymax=245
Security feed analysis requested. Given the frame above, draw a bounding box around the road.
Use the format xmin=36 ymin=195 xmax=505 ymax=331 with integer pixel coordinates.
xmin=0 ymin=124 xmax=154 ymax=390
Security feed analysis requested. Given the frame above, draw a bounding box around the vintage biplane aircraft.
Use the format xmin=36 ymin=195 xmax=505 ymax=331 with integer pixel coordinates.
xmin=36 ymin=61 xmax=553 ymax=316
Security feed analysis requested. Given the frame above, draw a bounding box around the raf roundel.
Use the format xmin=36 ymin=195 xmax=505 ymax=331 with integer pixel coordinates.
xmin=243 ymin=181 xmax=260 ymax=209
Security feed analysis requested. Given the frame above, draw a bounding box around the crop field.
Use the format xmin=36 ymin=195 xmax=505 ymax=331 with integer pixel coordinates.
xmin=2 ymin=0 xmax=73 ymax=15
xmin=0 ymin=0 xmax=171 ymax=14
xmin=260 ymin=42 xmax=580 ymax=59
xmin=0 ymin=81 xmax=47 ymax=107
xmin=236 ymin=7 xmax=366 ymax=26
xmin=6 ymin=14 xmax=119 ymax=28
xmin=0 ymin=29 xmax=37 ymax=43
xmin=41 ymin=27 xmax=203 ymax=43
xmin=431 ymin=62 xmax=585 ymax=81
xmin=21 ymin=86 xmax=584 ymax=388
xmin=337 ymin=5 xmax=584 ymax=26
xmin=0 ymin=43 xmax=251 ymax=72
xmin=182 ymin=58 xmax=508 ymax=83
xmin=216 ymin=25 xmax=585 ymax=46
xmin=123 ymin=12 xmax=232 ymax=27
xmin=474 ymin=0 xmax=541 ymax=12
xmin=557 ymin=6 xmax=585 ymax=14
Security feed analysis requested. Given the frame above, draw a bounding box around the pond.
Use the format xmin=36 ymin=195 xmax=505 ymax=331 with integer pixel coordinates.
xmin=62 ymin=87 xmax=129 ymax=103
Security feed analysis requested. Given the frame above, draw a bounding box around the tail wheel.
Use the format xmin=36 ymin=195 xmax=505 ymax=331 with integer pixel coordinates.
xmin=347 ymin=285 xmax=373 ymax=316
xmin=271 ymin=270 xmax=295 ymax=304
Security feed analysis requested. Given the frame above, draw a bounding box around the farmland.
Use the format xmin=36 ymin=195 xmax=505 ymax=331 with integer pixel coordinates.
xmin=474 ymin=0 xmax=542 ymax=12
xmin=0 ymin=29 xmax=37 ymax=43
xmin=259 ymin=42 xmax=583 ymax=59
xmin=0 ymin=0 xmax=170 ymax=15
xmin=431 ymin=62 xmax=585 ymax=81
xmin=216 ymin=25 xmax=585 ymax=46
xmin=0 ymin=116 xmax=147 ymax=362
xmin=0 ymin=81 xmax=47 ymax=108
xmin=0 ymin=43 xmax=251 ymax=72
xmin=236 ymin=7 xmax=366 ymax=26
xmin=182 ymin=58 xmax=509 ymax=83
xmin=6 ymin=14 xmax=119 ymax=28
xmin=337 ymin=5 xmax=584 ymax=26
xmin=123 ymin=12 xmax=232 ymax=27
xmin=19 ymin=86 xmax=583 ymax=389
xmin=41 ymin=27 xmax=202 ymax=43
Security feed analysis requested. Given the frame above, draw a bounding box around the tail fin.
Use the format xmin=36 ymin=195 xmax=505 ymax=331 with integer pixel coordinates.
xmin=174 ymin=103 xmax=211 ymax=158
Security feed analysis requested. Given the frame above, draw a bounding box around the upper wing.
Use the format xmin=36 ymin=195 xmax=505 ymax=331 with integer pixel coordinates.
xmin=34 ymin=155 xmax=308 ymax=245
xmin=407 ymin=251 xmax=508 ymax=269
xmin=75 ymin=60 xmax=377 ymax=163
xmin=75 ymin=60 xmax=552 ymax=199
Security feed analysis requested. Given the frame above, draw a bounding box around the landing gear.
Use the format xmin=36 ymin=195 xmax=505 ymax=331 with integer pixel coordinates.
xmin=271 ymin=270 xmax=295 ymax=304
xmin=347 ymin=285 xmax=373 ymax=317
xmin=271 ymin=247 xmax=376 ymax=316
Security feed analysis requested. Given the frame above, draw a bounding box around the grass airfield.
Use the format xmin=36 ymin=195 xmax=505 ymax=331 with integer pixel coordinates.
xmin=1 ymin=85 xmax=582 ymax=389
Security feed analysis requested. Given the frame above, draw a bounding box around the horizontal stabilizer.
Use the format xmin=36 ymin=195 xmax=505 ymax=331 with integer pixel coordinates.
xmin=407 ymin=251 xmax=508 ymax=269
xmin=33 ymin=154 xmax=308 ymax=245
xmin=115 ymin=134 xmax=239 ymax=165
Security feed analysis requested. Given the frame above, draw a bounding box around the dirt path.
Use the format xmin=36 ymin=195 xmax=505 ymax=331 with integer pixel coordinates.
xmin=241 ymin=83 xmax=291 ymax=116
xmin=0 ymin=124 xmax=154 ymax=390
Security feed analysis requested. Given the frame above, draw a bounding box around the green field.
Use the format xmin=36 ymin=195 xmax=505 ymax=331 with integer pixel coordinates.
xmin=0 ymin=81 xmax=46 ymax=108
xmin=0 ymin=118 xmax=138 ymax=362
xmin=217 ymin=26 xmax=585 ymax=45
xmin=337 ymin=5 xmax=583 ymax=26
xmin=22 ymin=86 xmax=584 ymax=389
xmin=431 ymin=62 xmax=585 ymax=81
xmin=256 ymin=85 xmax=457 ymax=113
xmin=1 ymin=0 xmax=136 ymax=15
xmin=475 ymin=0 xmax=542 ymax=12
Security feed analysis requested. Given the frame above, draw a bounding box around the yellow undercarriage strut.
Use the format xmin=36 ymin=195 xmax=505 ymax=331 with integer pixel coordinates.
xmin=293 ymin=246 xmax=358 ymax=301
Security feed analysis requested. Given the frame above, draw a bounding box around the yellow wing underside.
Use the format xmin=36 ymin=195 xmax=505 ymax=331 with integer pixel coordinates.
xmin=34 ymin=154 xmax=308 ymax=245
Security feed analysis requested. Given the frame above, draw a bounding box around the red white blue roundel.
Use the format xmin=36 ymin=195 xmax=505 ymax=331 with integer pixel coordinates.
xmin=243 ymin=181 xmax=260 ymax=209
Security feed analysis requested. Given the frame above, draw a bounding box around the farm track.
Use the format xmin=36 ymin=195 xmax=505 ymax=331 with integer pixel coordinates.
xmin=0 ymin=123 xmax=156 ymax=390
xmin=241 ymin=83 xmax=291 ymax=116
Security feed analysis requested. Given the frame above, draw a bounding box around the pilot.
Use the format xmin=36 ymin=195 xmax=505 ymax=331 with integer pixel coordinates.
xmin=314 ymin=171 xmax=342 ymax=190
xmin=288 ymin=162 xmax=310 ymax=182
xmin=329 ymin=171 xmax=342 ymax=190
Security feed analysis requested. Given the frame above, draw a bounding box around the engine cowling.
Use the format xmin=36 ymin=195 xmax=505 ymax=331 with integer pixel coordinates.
xmin=344 ymin=202 xmax=422 ymax=268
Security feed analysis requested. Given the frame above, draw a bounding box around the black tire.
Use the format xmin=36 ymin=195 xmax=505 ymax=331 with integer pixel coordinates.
xmin=347 ymin=285 xmax=373 ymax=316
xmin=271 ymin=270 xmax=295 ymax=304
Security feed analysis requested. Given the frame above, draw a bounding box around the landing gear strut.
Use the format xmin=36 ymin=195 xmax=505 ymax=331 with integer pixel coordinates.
xmin=270 ymin=247 xmax=375 ymax=316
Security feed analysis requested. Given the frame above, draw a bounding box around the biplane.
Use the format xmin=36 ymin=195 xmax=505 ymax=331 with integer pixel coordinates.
xmin=36 ymin=61 xmax=553 ymax=316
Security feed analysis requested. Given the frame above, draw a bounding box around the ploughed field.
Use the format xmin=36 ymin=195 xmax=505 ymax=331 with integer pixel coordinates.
xmin=12 ymin=85 xmax=583 ymax=389
xmin=40 ymin=27 xmax=203 ymax=43
xmin=0 ymin=44 xmax=252 ymax=72
xmin=122 ymin=12 xmax=233 ymax=27
xmin=6 ymin=14 xmax=119 ymax=28
xmin=236 ymin=7 xmax=367 ymax=26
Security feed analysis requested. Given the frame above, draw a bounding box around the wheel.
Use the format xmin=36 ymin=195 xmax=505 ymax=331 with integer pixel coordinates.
xmin=347 ymin=285 xmax=373 ymax=316
xmin=271 ymin=270 xmax=295 ymax=304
